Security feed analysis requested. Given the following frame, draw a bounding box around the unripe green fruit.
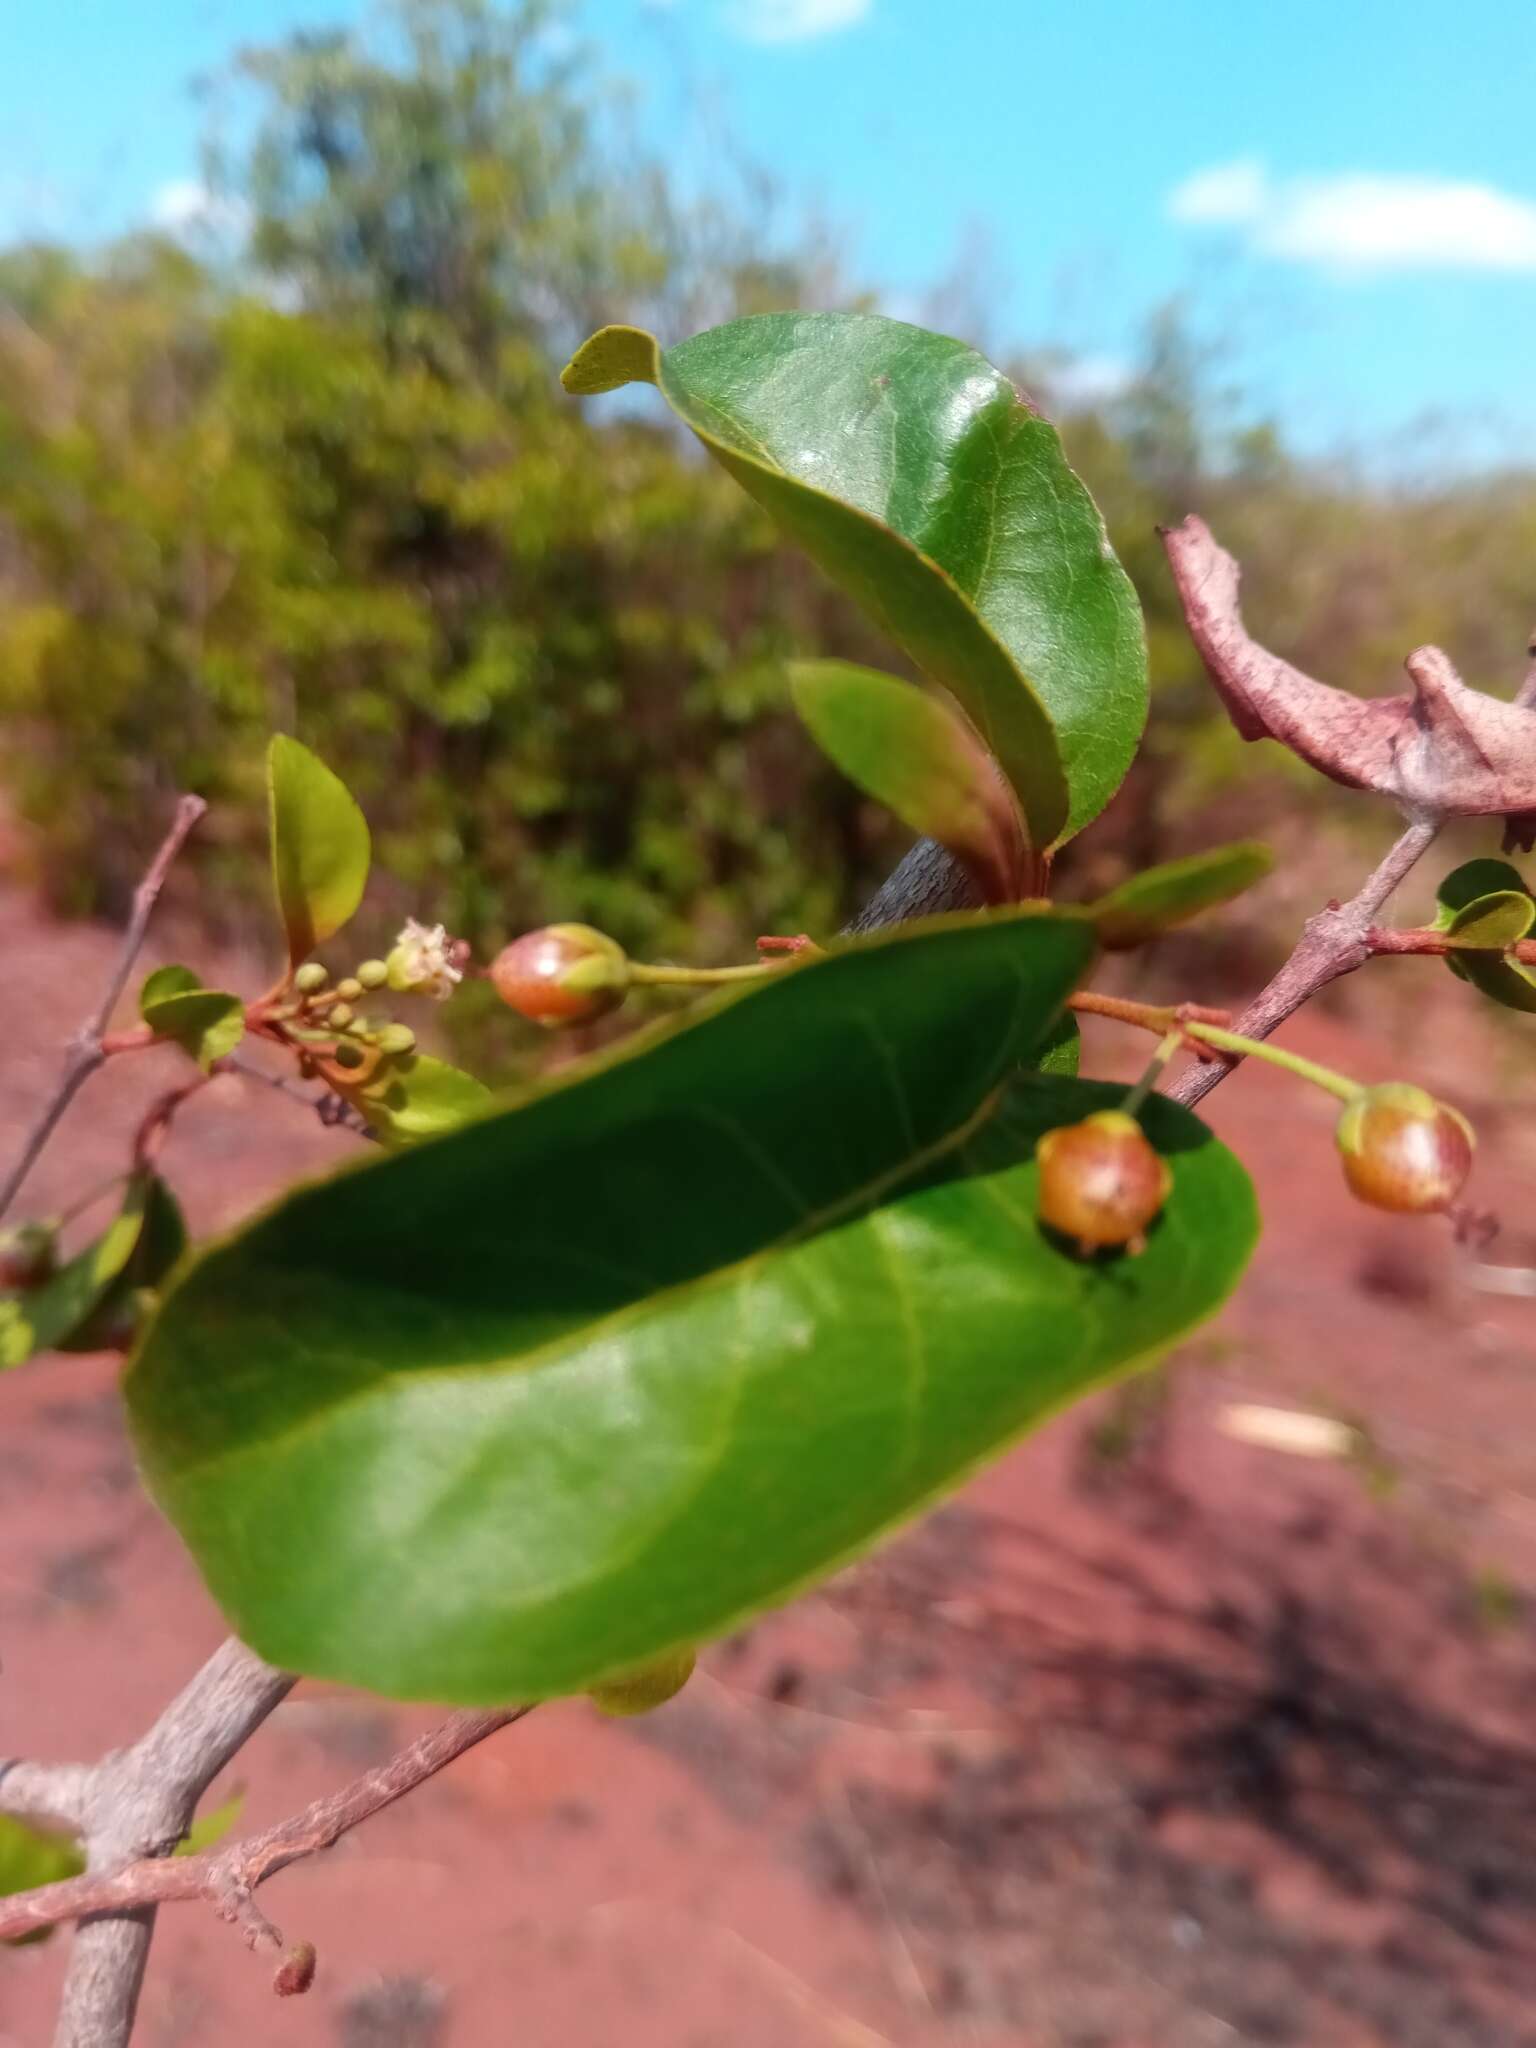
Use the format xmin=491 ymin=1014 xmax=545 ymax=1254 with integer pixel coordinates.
xmin=294 ymin=962 xmax=328 ymax=993
xmin=1036 ymin=1109 xmax=1171 ymax=1254
xmin=334 ymin=977 xmax=363 ymax=1003
xmin=0 ymin=1221 xmax=58 ymax=1291
xmin=1335 ymin=1083 xmax=1474 ymax=1214
xmin=356 ymin=959 xmax=389 ymax=989
xmin=332 ymin=1041 xmax=366 ymax=1070
xmin=589 ymin=1647 xmax=696 ymax=1717
xmin=491 ymin=924 xmax=630 ymax=1027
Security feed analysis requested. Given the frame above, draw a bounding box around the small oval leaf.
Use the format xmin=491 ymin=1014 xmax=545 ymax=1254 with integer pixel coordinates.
xmin=340 ymin=1052 xmax=494 ymax=1148
xmin=1090 ymin=843 xmax=1274 ymax=950
xmin=141 ymin=988 xmax=246 ymax=1070
xmin=268 ymin=735 xmax=371 ymax=966
xmin=790 ymin=660 xmax=1028 ymax=901
xmin=139 ymin=964 xmax=202 ymax=1015
xmin=1 ymin=1177 xmax=152 ymax=1368
xmin=1433 ymin=858 xmax=1530 ymax=926
xmin=1442 ymin=889 xmax=1536 ymax=950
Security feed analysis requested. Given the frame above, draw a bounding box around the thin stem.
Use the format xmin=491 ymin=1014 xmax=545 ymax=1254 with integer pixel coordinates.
xmin=629 ymin=960 xmax=776 ymax=987
xmin=1 ymin=1705 xmax=532 ymax=1949
xmin=0 ymin=795 xmax=206 ymax=1224
xmin=1180 ymin=1023 xmax=1360 ymax=1103
xmin=1120 ymin=1031 xmax=1182 ymax=1118
xmin=1168 ymin=812 xmax=1441 ymax=1110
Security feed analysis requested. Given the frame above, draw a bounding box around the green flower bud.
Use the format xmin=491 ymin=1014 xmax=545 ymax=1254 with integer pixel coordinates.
xmin=376 ymin=1022 xmax=416 ymax=1056
xmin=294 ymin=962 xmax=328 ymax=994
xmin=326 ymin=1002 xmax=354 ymax=1029
xmin=491 ymin=924 xmax=630 ymax=1027
xmin=1336 ymin=1083 xmax=1474 ymax=1214
xmin=0 ymin=1220 xmax=59 ymax=1292
xmin=1036 ymin=1109 xmax=1172 ymax=1255
xmin=334 ymin=977 xmax=363 ymax=1003
xmin=332 ymin=1041 xmax=366 ymax=1070
xmin=589 ymin=1648 xmax=696 ymax=1717
xmin=356 ymin=959 xmax=389 ymax=990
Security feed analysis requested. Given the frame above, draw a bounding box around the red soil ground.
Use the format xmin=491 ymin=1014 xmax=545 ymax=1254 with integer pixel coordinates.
xmin=3 ymin=861 xmax=1536 ymax=2048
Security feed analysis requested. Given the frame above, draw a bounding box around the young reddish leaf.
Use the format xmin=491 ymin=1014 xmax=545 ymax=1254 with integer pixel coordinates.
xmin=1163 ymin=517 xmax=1536 ymax=831
xmin=268 ymin=735 xmax=371 ymax=966
xmin=790 ymin=661 xmax=1030 ymax=901
xmin=1090 ymin=842 xmax=1273 ymax=949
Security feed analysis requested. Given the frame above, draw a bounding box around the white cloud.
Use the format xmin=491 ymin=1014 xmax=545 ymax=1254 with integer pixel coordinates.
xmin=150 ymin=178 xmax=249 ymax=240
xmin=1168 ymin=158 xmax=1536 ymax=273
xmin=728 ymin=0 xmax=871 ymax=44
xmin=1168 ymin=158 xmax=1267 ymax=226
xmin=1047 ymin=354 xmax=1137 ymax=408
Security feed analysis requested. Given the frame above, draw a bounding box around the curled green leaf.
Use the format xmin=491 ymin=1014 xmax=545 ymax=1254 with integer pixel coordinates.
xmin=268 ymin=734 xmax=371 ymax=966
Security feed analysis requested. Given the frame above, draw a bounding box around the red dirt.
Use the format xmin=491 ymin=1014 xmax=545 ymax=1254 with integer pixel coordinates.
xmin=3 ymin=867 xmax=1536 ymax=2048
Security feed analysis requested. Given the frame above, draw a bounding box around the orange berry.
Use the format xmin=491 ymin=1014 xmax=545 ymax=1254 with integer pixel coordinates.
xmin=490 ymin=924 xmax=629 ymax=1027
xmin=1036 ymin=1109 xmax=1171 ymax=1254
xmin=1336 ymin=1083 xmax=1473 ymax=1214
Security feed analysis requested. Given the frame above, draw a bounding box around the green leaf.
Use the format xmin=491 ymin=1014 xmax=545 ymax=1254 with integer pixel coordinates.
xmin=0 ymin=1815 xmax=84 ymax=1946
xmin=1032 ymin=1012 xmax=1080 ymax=1077
xmin=141 ymin=988 xmax=246 ymax=1070
xmin=129 ymin=912 xmax=1252 ymax=1705
xmin=344 ymin=1052 xmax=494 ymax=1147
xmin=55 ymin=1175 xmax=188 ymax=1355
xmin=1432 ymin=858 xmax=1529 ymax=925
xmin=139 ymin=964 xmax=202 ymax=1014
xmin=565 ymin=315 xmax=1148 ymax=846
xmin=1441 ymin=890 xmax=1535 ymax=950
xmin=1090 ymin=843 xmax=1274 ymax=950
xmin=790 ymin=661 xmax=1028 ymax=900
xmin=1431 ymin=860 xmax=1536 ymax=1010
xmin=174 ymin=1790 xmax=244 ymax=1857
xmin=1 ymin=1179 xmax=150 ymax=1368
xmin=267 ymin=734 xmax=371 ymax=965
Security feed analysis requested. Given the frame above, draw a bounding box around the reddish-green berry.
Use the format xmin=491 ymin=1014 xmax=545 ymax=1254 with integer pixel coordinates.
xmin=1335 ymin=1083 xmax=1473 ymax=1214
xmin=1036 ymin=1109 xmax=1171 ymax=1254
xmin=491 ymin=924 xmax=629 ymax=1027
xmin=0 ymin=1221 xmax=58 ymax=1292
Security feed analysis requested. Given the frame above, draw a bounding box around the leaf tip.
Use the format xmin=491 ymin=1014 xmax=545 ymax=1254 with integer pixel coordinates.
xmin=561 ymin=325 xmax=661 ymax=396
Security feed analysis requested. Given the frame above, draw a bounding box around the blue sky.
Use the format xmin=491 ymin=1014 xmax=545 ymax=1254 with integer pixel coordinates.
xmin=4 ymin=0 xmax=1534 ymax=466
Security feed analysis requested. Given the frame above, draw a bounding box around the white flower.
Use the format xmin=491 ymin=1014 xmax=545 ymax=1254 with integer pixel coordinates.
xmin=386 ymin=919 xmax=464 ymax=1001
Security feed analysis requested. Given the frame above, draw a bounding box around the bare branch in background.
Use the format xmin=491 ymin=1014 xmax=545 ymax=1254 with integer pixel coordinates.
xmin=0 ymin=795 xmax=206 ymax=1224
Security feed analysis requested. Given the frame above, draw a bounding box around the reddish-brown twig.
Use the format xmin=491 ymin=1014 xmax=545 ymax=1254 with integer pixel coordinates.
xmin=0 ymin=1705 xmax=531 ymax=1950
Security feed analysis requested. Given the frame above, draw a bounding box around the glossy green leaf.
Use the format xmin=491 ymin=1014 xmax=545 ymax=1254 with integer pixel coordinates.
xmin=1432 ymin=859 xmax=1529 ymax=925
xmin=565 ymin=314 xmax=1149 ymax=846
xmin=1090 ymin=843 xmax=1274 ymax=950
xmin=268 ymin=734 xmax=371 ymax=965
xmin=141 ymin=987 xmax=246 ymax=1070
xmin=0 ymin=1178 xmax=150 ymax=1368
xmin=1441 ymin=890 xmax=1535 ymax=950
xmin=139 ymin=964 xmax=201 ymax=1013
xmin=129 ymin=913 xmax=1253 ymax=1705
xmin=174 ymin=1790 xmax=244 ymax=1857
xmin=0 ymin=1815 xmax=84 ymax=1946
xmin=790 ymin=661 xmax=1028 ymax=900
xmin=1431 ymin=860 xmax=1536 ymax=1010
xmin=343 ymin=1051 xmax=494 ymax=1147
